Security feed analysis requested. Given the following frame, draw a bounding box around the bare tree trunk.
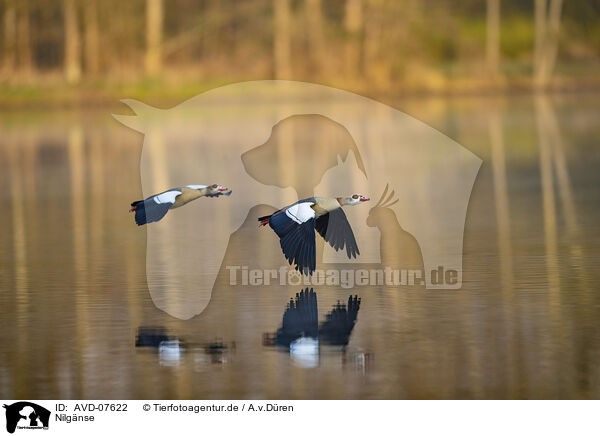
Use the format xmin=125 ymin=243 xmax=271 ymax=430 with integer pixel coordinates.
xmin=485 ymin=0 xmax=500 ymax=77
xmin=534 ymin=0 xmax=563 ymax=88
xmin=3 ymin=0 xmax=17 ymax=75
xmin=84 ymin=0 xmax=100 ymax=75
xmin=345 ymin=0 xmax=362 ymax=77
xmin=273 ymin=0 xmax=291 ymax=79
xmin=363 ymin=0 xmax=390 ymax=84
xmin=17 ymin=0 xmax=32 ymax=74
xmin=540 ymin=0 xmax=562 ymax=84
xmin=64 ymin=0 xmax=82 ymax=84
xmin=362 ymin=1 xmax=377 ymax=79
xmin=305 ymin=0 xmax=324 ymax=77
xmin=203 ymin=0 xmax=222 ymax=58
xmin=533 ymin=0 xmax=546 ymax=72
xmin=145 ymin=0 xmax=163 ymax=75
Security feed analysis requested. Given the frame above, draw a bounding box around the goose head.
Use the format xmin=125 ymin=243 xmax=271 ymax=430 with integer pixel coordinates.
xmin=206 ymin=183 xmax=230 ymax=195
xmin=340 ymin=194 xmax=370 ymax=206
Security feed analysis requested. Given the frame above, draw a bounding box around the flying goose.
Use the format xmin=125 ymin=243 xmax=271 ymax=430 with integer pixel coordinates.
xmin=258 ymin=194 xmax=369 ymax=274
xmin=130 ymin=184 xmax=231 ymax=226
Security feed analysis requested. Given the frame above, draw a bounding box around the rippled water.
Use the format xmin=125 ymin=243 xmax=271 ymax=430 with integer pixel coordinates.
xmin=1 ymin=94 xmax=599 ymax=399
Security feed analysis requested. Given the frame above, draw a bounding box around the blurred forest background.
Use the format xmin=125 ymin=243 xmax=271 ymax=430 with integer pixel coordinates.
xmin=1 ymin=0 xmax=599 ymax=105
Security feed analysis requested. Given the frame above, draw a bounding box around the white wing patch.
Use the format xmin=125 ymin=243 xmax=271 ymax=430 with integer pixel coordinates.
xmin=154 ymin=190 xmax=181 ymax=204
xmin=285 ymin=202 xmax=315 ymax=224
xmin=185 ymin=184 xmax=206 ymax=189
xmin=290 ymin=337 xmax=319 ymax=368
xmin=290 ymin=337 xmax=319 ymax=354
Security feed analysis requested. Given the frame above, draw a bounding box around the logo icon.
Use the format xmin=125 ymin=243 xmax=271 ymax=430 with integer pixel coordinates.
xmin=3 ymin=402 xmax=50 ymax=434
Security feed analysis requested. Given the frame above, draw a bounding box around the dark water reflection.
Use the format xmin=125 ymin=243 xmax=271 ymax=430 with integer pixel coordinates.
xmin=1 ymin=94 xmax=600 ymax=399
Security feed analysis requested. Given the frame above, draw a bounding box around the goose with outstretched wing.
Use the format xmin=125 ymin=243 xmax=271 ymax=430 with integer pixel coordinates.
xmin=130 ymin=184 xmax=231 ymax=226
xmin=258 ymin=194 xmax=369 ymax=274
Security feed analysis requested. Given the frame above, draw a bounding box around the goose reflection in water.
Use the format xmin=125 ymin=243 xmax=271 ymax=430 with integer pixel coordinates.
xmin=195 ymin=339 xmax=236 ymax=365
xmin=263 ymin=288 xmax=365 ymax=368
xmin=135 ymin=326 xmax=185 ymax=366
xmin=135 ymin=327 xmax=235 ymax=367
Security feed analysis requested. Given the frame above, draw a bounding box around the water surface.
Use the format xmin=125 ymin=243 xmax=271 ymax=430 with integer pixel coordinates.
xmin=1 ymin=94 xmax=599 ymax=399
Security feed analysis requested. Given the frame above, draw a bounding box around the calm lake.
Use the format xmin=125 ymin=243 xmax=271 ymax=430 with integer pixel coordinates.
xmin=1 ymin=93 xmax=599 ymax=399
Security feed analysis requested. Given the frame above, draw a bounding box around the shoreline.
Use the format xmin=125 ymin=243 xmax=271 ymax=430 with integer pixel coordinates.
xmin=1 ymin=75 xmax=600 ymax=109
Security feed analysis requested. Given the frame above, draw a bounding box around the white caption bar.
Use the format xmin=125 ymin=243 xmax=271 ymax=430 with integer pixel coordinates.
xmin=0 ymin=400 xmax=598 ymax=435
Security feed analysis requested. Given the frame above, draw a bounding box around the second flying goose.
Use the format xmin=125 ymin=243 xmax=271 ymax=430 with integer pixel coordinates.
xmin=130 ymin=184 xmax=231 ymax=226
